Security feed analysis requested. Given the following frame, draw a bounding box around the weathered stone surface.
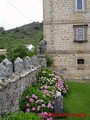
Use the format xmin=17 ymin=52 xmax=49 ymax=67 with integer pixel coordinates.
xmin=31 ymin=55 xmax=38 ymax=66
xmin=14 ymin=57 xmax=24 ymax=74
xmin=0 ymin=63 xmax=6 ymax=78
xmin=0 ymin=65 xmax=41 ymax=115
xmin=0 ymin=55 xmax=45 ymax=114
xmin=41 ymin=58 xmax=47 ymax=67
xmin=24 ymin=56 xmax=32 ymax=70
xmin=54 ymin=92 xmax=63 ymax=113
xmin=43 ymin=0 xmax=90 ymax=80
xmin=1 ymin=58 xmax=13 ymax=77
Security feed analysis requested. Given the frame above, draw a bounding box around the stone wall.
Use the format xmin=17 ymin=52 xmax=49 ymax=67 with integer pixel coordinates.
xmin=51 ymin=53 xmax=90 ymax=80
xmin=0 ymin=49 xmax=6 ymax=55
xmin=0 ymin=56 xmax=46 ymax=115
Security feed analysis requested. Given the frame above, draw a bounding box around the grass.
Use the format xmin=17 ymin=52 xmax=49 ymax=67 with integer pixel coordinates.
xmin=62 ymin=81 xmax=90 ymax=120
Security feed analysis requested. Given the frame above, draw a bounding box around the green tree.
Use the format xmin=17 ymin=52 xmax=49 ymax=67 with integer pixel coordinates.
xmin=7 ymin=44 xmax=28 ymax=62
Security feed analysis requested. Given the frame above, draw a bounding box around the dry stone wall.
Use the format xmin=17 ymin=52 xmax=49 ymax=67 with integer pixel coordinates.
xmin=0 ymin=56 xmax=46 ymax=115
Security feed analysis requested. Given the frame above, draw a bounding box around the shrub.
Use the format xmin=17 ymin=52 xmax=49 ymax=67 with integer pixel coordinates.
xmin=7 ymin=44 xmax=28 ymax=62
xmin=19 ymin=67 xmax=68 ymax=120
xmin=45 ymin=55 xmax=54 ymax=67
xmin=27 ymin=48 xmax=37 ymax=57
xmin=19 ymin=84 xmax=52 ymax=113
xmin=0 ymin=54 xmax=5 ymax=63
xmin=3 ymin=111 xmax=41 ymax=120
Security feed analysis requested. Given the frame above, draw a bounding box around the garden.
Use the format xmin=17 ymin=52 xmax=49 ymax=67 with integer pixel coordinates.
xmin=3 ymin=67 xmax=90 ymax=120
xmin=3 ymin=67 xmax=68 ymax=120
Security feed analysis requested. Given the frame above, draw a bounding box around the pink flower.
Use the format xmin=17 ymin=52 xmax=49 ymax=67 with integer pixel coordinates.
xmin=43 ymin=89 xmax=48 ymax=93
xmin=47 ymin=117 xmax=53 ymax=120
xmin=25 ymin=96 xmax=29 ymax=99
xmin=47 ymin=103 xmax=52 ymax=108
xmin=29 ymin=98 xmax=34 ymax=103
xmin=39 ymin=99 xmax=43 ymax=102
xmin=54 ymin=75 xmax=58 ymax=79
xmin=40 ymin=86 xmax=43 ymax=90
xmin=44 ymin=86 xmax=48 ymax=89
xmin=52 ymin=102 xmax=54 ymax=105
xmin=35 ymin=99 xmax=43 ymax=103
xmin=32 ymin=107 xmax=35 ymax=111
xmin=46 ymin=93 xmax=50 ymax=97
xmin=26 ymin=108 xmax=30 ymax=112
xmin=39 ymin=112 xmax=47 ymax=118
xmin=37 ymin=106 xmax=40 ymax=111
xmin=26 ymin=103 xmax=30 ymax=107
xmin=32 ymin=94 xmax=38 ymax=99
xmin=42 ymin=104 xmax=46 ymax=107
xmin=35 ymin=100 xmax=39 ymax=103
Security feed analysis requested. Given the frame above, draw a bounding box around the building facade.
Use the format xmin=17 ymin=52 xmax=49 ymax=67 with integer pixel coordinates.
xmin=43 ymin=0 xmax=90 ymax=80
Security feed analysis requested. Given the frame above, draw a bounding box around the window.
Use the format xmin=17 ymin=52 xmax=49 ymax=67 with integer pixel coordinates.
xmin=73 ymin=25 xmax=88 ymax=42
xmin=76 ymin=28 xmax=84 ymax=41
xmin=77 ymin=59 xmax=84 ymax=64
xmin=76 ymin=0 xmax=84 ymax=10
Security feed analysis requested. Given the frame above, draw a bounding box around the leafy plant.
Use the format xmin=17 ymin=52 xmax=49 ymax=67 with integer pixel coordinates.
xmin=19 ymin=67 xmax=68 ymax=120
xmin=0 ymin=54 xmax=5 ymax=63
xmin=3 ymin=111 xmax=41 ymax=120
xmin=45 ymin=55 xmax=54 ymax=67
xmin=7 ymin=44 xmax=28 ymax=62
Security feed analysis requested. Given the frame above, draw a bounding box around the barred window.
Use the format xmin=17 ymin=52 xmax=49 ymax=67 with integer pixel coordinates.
xmin=73 ymin=25 xmax=88 ymax=42
xmin=76 ymin=28 xmax=85 ymax=41
xmin=77 ymin=59 xmax=84 ymax=64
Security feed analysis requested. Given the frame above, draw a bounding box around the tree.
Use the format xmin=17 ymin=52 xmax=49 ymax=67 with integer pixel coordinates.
xmin=7 ymin=44 xmax=28 ymax=62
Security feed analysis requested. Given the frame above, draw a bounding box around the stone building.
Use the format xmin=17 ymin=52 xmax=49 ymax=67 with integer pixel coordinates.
xmin=43 ymin=0 xmax=90 ymax=80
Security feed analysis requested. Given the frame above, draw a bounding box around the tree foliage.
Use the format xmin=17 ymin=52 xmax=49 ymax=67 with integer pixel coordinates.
xmin=7 ymin=44 xmax=28 ymax=62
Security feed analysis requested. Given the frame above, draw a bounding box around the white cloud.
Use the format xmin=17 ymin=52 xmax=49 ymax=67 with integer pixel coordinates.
xmin=0 ymin=0 xmax=43 ymax=30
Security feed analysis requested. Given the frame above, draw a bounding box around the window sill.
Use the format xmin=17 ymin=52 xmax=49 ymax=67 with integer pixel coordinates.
xmin=75 ymin=9 xmax=86 ymax=13
xmin=74 ymin=40 xmax=87 ymax=42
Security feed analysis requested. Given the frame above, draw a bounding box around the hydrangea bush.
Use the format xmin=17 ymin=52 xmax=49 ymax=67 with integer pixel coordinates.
xmin=19 ymin=67 xmax=68 ymax=120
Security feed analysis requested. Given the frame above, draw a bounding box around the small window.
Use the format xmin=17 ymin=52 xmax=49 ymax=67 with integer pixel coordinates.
xmin=73 ymin=25 xmax=88 ymax=42
xmin=76 ymin=28 xmax=85 ymax=41
xmin=77 ymin=59 xmax=84 ymax=64
xmin=76 ymin=0 xmax=84 ymax=10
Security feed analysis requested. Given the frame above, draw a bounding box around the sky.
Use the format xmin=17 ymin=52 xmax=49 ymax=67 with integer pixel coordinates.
xmin=0 ymin=0 xmax=43 ymax=30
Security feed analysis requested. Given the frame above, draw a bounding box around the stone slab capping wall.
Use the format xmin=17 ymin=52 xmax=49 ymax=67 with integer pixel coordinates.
xmin=0 ymin=56 xmax=46 ymax=115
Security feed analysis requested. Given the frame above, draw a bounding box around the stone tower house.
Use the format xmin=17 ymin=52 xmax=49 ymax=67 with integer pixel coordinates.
xmin=43 ymin=0 xmax=90 ymax=80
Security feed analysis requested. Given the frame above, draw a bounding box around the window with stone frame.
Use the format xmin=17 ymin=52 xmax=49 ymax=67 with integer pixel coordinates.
xmin=75 ymin=0 xmax=85 ymax=11
xmin=73 ymin=25 xmax=88 ymax=42
xmin=77 ymin=59 xmax=84 ymax=64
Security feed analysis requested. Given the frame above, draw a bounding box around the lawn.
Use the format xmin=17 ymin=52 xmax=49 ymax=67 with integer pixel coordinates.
xmin=63 ymin=81 xmax=90 ymax=120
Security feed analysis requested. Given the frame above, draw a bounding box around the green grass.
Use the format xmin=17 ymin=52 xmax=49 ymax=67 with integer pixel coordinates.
xmin=63 ymin=82 xmax=90 ymax=120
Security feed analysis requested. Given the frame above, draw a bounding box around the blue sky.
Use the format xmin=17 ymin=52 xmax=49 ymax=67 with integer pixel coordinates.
xmin=0 ymin=0 xmax=43 ymax=30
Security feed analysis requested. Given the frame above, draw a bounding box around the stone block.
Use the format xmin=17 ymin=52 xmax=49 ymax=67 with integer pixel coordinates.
xmin=1 ymin=58 xmax=13 ymax=77
xmin=54 ymin=92 xmax=63 ymax=114
xmin=31 ymin=55 xmax=38 ymax=66
xmin=14 ymin=57 xmax=24 ymax=74
xmin=0 ymin=63 xmax=6 ymax=78
xmin=24 ymin=56 xmax=32 ymax=70
xmin=41 ymin=58 xmax=47 ymax=67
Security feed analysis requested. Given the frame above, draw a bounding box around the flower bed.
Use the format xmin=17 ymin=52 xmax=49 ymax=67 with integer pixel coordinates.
xmin=19 ymin=67 xmax=68 ymax=120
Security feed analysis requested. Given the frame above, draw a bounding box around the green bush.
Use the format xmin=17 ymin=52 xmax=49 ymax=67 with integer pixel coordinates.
xmin=19 ymin=84 xmax=51 ymax=113
xmin=27 ymin=48 xmax=37 ymax=58
xmin=3 ymin=111 xmax=41 ymax=120
xmin=7 ymin=44 xmax=28 ymax=62
xmin=45 ymin=55 xmax=54 ymax=67
xmin=0 ymin=54 xmax=5 ymax=63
